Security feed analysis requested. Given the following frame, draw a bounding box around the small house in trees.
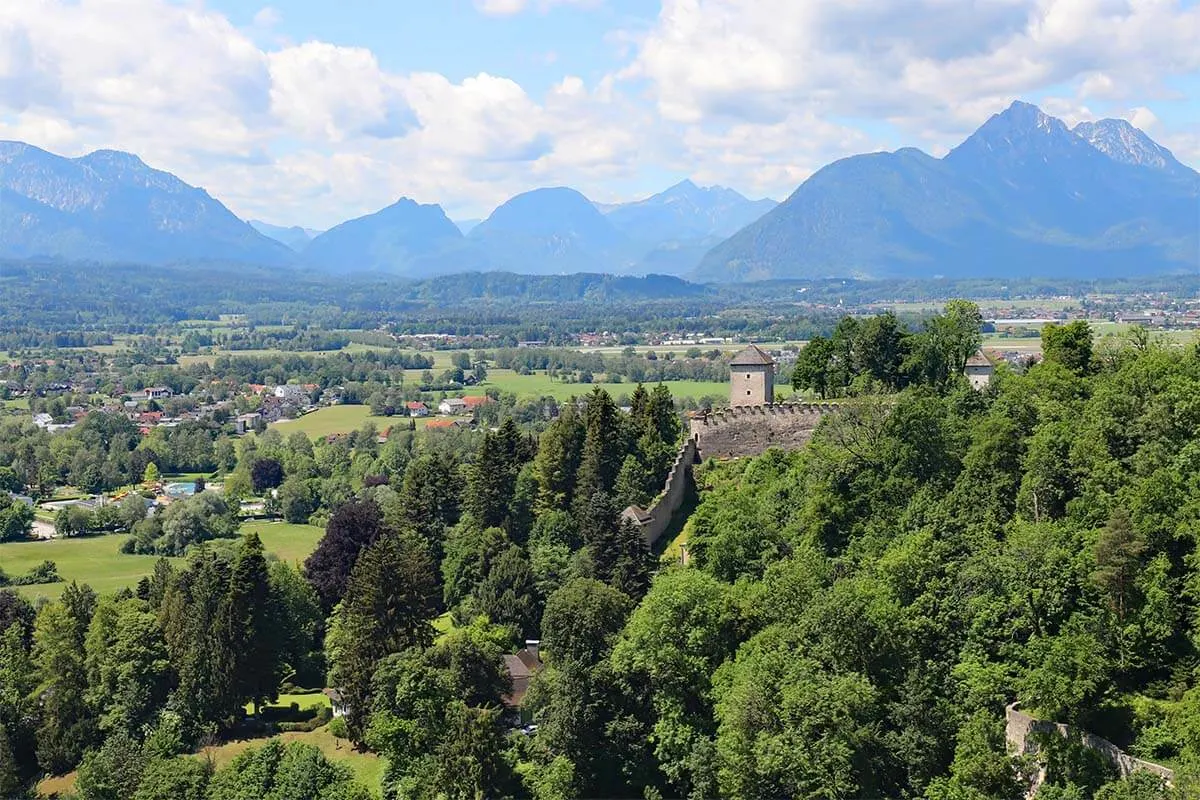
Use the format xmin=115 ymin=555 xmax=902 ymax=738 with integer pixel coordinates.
xmin=323 ymin=688 xmax=347 ymax=718
xmin=406 ymin=401 xmax=429 ymax=417
xmin=964 ymin=350 xmax=994 ymax=390
xmin=462 ymin=395 xmax=492 ymax=411
xmin=503 ymin=640 xmax=543 ymax=718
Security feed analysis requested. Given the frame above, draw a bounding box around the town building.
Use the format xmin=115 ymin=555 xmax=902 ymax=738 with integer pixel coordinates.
xmin=438 ymin=397 xmax=468 ymax=415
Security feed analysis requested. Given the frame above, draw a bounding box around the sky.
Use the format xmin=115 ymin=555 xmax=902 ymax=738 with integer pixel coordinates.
xmin=1 ymin=0 xmax=1198 ymax=228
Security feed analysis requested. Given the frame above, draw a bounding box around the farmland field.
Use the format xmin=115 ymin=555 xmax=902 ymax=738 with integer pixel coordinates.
xmin=269 ymin=405 xmax=410 ymax=439
xmin=471 ymin=369 xmax=728 ymax=402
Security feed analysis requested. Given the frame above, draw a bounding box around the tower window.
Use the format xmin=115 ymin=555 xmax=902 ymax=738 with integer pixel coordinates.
xmin=746 ymin=373 xmax=751 ymax=379
xmin=746 ymin=390 xmax=751 ymax=395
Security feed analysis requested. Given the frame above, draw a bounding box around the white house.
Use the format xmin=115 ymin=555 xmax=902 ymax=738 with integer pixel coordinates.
xmin=274 ymin=384 xmax=309 ymax=403
xmin=32 ymin=412 xmax=54 ymax=429
xmin=438 ymin=397 xmax=468 ymax=415
xmin=234 ymin=412 xmax=262 ymax=435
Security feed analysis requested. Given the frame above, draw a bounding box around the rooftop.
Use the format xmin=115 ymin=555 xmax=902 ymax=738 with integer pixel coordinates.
xmin=965 ymin=350 xmax=993 ymax=368
xmin=730 ymin=344 xmax=774 ymax=367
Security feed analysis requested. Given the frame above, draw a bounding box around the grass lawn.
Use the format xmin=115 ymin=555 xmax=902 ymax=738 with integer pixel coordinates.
xmin=245 ymin=690 xmax=330 ymax=716
xmin=3 ymin=522 xmax=325 ymax=600
xmin=242 ymin=520 xmax=325 ymax=565
xmin=0 ymin=535 xmax=179 ymax=601
xmin=269 ymin=405 xmax=405 ymax=440
xmin=163 ymin=471 xmax=215 ymax=482
xmin=476 ymin=369 xmax=728 ymax=403
xmin=3 ymin=397 xmax=29 ymax=410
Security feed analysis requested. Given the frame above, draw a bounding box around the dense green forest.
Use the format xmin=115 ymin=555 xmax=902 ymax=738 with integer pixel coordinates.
xmin=3 ymin=308 xmax=1200 ymax=799
xmin=2 ymin=258 xmax=1195 ymax=349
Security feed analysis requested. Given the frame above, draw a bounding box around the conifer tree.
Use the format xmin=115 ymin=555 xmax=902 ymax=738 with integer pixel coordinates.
xmin=397 ymin=453 xmax=461 ymax=556
xmin=327 ymin=531 xmax=438 ymax=741
xmin=533 ymin=403 xmax=585 ymax=511
xmin=221 ymin=533 xmax=279 ymax=713
xmin=159 ymin=548 xmax=235 ymax=737
xmin=574 ymin=389 xmax=626 ymax=515
xmin=464 ymin=429 xmax=516 ymax=530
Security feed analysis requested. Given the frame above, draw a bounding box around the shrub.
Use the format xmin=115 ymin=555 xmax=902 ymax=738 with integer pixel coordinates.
xmin=328 ymin=716 xmax=348 ymax=739
xmin=276 ymin=705 xmax=332 ymax=733
xmin=10 ymin=560 xmax=61 ymax=586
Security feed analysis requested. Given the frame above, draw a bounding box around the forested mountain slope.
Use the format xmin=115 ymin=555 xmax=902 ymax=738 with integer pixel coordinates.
xmin=673 ymin=335 xmax=1200 ymax=798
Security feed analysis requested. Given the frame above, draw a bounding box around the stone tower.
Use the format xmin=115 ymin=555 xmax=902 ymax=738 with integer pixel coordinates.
xmin=729 ymin=344 xmax=774 ymax=406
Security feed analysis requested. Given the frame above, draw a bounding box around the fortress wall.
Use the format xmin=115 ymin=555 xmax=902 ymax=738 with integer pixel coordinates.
xmin=624 ymin=436 xmax=697 ymax=548
xmin=1005 ymin=704 xmax=1174 ymax=795
xmin=689 ymin=403 xmax=835 ymax=460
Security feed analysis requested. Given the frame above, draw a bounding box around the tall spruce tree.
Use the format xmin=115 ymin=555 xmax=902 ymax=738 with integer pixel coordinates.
xmin=574 ymin=389 xmax=627 ymax=516
xmin=221 ymin=533 xmax=279 ymax=713
xmin=398 ymin=453 xmax=461 ymax=557
xmin=327 ymin=531 xmax=439 ymax=741
xmin=158 ymin=548 xmax=235 ymax=737
xmin=464 ymin=430 xmax=518 ymax=530
xmin=533 ymin=403 xmax=586 ymax=512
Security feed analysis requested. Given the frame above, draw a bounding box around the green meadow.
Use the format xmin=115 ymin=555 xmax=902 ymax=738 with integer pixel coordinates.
xmin=1 ymin=521 xmax=325 ymax=600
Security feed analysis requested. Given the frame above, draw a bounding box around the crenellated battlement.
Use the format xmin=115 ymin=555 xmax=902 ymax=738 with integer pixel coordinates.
xmin=623 ymin=402 xmax=840 ymax=546
xmin=689 ymin=402 xmax=838 ymax=460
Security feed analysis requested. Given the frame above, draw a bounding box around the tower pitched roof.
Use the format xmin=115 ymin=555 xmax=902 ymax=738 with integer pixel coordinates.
xmin=729 ymin=344 xmax=774 ymax=367
xmin=965 ymin=350 xmax=992 ymax=368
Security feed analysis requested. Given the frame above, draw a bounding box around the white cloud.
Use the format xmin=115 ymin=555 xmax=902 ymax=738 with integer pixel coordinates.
xmin=0 ymin=0 xmax=646 ymax=224
xmin=609 ymin=0 xmax=1200 ymax=198
xmin=474 ymin=0 xmax=601 ymax=16
xmin=0 ymin=0 xmax=1195 ymax=228
xmin=253 ymin=6 xmax=282 ymax=28
xmin=627 ymin=0 xmax=1200 ymax=142
xmin=268 ymin=42 xmax=412 ymax=142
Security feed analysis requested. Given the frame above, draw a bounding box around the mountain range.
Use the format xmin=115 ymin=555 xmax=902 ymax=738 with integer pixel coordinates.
xmin=0 ymin=101 xmax=1195 ymax=280
xmin=695 ymin=102 xmax=1199 ymax=281
xmin=249 ymin=220 xmax=322 ymax=251
xmin=0 ymin=142 xmax=292 ymax=265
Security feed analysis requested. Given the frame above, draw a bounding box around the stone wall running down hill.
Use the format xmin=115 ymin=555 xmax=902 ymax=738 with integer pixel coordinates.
xmin=689 ymin=403 xmax=836 ymax=460
xmin=1005 ymin=703 xmax=1174 ymax=796
xmin=621 ymin=437 xmax=697 ymax=548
